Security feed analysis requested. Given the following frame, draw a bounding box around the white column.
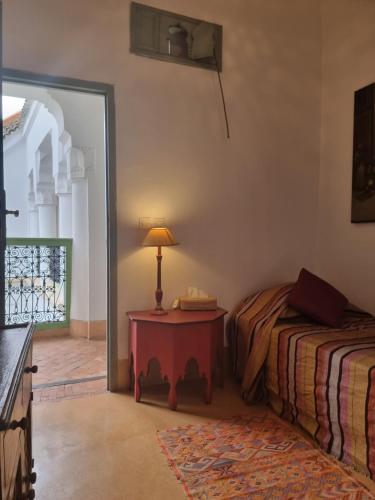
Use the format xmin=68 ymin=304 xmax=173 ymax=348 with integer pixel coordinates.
xmin=56 ymin=156 xmax=72 ymax=238
xmin=58 ymin=193 xmax=72 ymax=238
xmin=69 ymin=148 xmax=89 ymax=330
xmin=27 ymin=193 xmax=39 ymax=238
xmin=28 ymin=208 xmax=39 ymax=237
xmin=36 ymin=187 xmax=57 ymax=238
xmin=38 ymin=205 xmax=57 ymax=237
xmin=70 ymin=177 xmax=89 ymax=325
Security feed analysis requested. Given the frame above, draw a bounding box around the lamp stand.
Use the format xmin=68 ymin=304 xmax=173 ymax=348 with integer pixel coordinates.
xmin=152 ymin=246 xmax=168 ymax=315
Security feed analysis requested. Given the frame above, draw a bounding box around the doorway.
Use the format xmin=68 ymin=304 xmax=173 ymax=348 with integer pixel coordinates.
xmin=1 ymin=69 xmax=117 ymax=394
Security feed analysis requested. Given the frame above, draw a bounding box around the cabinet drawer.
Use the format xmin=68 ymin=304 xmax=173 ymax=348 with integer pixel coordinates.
xmin=2 ymin=344 xmax=32 ymax=500
xmin=2 ymin=383 xmax=24 ymax=499
xmin=22 ymin=347 xmax=33 ymax=410
xmin=0 ymin=325 xmax=35 ymax=500
xmin=3 ymin=433 xmax=21 ymax=500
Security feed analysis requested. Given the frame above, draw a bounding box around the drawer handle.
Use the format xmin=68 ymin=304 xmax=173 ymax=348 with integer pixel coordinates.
xmin=24 ymin=365 xmax=38 ymax=374
xmin=23 ymin=489 xmax=35 ymax=500
xmin=9 ymin=417 xmax=27 ymax=431
xmin=0 ymin=418 xmax=27 ymax=432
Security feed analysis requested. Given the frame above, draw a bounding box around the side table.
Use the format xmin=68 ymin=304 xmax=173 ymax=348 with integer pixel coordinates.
xmin=127 ymin=308 xmax=227 ymax=410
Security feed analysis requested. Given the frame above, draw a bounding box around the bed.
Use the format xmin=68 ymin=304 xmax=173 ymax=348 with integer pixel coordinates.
xmin=228 ymin=283 xmax=375 ymax=478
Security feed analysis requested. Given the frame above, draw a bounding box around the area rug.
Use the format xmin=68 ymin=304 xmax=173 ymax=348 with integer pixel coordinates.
xmin=157 ymin=412 xmax=375 ymax=499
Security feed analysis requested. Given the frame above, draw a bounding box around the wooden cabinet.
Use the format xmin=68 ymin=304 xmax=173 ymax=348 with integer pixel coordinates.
xmin=128 ymin=309 xmax=227 ymax=410
xmin=0 ymin=325 xmax=36 ymax=500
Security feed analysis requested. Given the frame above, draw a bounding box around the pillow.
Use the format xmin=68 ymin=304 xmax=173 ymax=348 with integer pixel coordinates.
xmin=278 ymin=306 xmax=304 ymax=320
xmin=287 ymin=268 xmax=348 ymax=328
xmin=345 ymin=303 xmax=372 ymax=318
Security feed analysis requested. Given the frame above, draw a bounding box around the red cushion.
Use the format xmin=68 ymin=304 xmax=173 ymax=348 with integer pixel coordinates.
xmin=288 ymin=268 xmax=348 ymax=327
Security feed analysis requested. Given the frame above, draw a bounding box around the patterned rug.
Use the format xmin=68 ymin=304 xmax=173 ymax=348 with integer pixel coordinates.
xmin=157 ymin=412 xmax=375 ymax=499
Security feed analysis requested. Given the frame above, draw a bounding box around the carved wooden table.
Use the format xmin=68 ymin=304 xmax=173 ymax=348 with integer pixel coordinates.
xmin=127 ymin=308 xmax=227 ymax=410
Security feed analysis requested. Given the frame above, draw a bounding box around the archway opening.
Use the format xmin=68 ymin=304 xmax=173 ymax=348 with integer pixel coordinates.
xmin=3 ymin=82 xmax=108 ymax=402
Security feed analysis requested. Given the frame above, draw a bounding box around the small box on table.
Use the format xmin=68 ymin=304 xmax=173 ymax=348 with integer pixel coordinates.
xmin=179 ymin=296 xmax=217 ymax=311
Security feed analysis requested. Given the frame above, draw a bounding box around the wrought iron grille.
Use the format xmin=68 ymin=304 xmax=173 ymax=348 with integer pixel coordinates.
xmin=5 ymin=238 xmax=72 ymax=327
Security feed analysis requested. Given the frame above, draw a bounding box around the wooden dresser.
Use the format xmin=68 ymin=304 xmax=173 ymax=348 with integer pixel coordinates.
xmin=0 ymin=325 xmax=36 ymax=500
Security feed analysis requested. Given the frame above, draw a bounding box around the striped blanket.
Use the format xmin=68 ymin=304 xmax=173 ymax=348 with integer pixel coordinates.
xmin=228 ymin=283 xmax=375 ymax=477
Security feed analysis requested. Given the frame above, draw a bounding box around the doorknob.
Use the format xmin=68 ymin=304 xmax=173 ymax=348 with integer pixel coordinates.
xmin=5 ymin=209 xmax=19 ymax=217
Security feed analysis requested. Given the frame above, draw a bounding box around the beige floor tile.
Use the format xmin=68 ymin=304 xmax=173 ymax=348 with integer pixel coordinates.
xmin=33 ymin=377 xmax=375 ymax=500
xmin=33 ymin=379 xmax=249 ymax=499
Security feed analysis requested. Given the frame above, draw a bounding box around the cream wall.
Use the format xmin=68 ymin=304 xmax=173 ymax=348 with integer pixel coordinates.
xmin=316 ymin=0 xmax=375 ymax=314
xmin=3 ymin=0 xmax=322 ymax=387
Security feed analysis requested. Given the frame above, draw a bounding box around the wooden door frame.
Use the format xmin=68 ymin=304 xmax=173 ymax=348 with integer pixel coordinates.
xmin=0 ymin=3 xmax=5 ymax=326
xmin=2 ymin=68 xmax=118 ymax=391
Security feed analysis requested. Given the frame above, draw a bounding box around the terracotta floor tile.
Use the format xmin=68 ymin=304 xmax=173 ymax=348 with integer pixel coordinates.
xmin=33 ymin=336 xmax=106 ymax=385
xmin=32 ymin=336 xmax=107 ymax=402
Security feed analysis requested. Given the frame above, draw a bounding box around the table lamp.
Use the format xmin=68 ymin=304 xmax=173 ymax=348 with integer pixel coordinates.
xmin=142 ymin=227 xmax=179 ymax=315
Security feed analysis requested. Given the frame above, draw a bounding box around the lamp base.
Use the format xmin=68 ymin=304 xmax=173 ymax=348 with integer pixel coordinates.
xmin=151 ymin=309 xmax=168 ymax=316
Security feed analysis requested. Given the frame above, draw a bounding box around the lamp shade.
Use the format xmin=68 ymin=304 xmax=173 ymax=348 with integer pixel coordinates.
xmin=142 ymin=227 xmax=179 ymax=247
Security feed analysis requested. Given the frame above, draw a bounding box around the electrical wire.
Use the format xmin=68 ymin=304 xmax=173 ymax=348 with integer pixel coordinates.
xmin=214 ymin=50 xmax=230 ymax=139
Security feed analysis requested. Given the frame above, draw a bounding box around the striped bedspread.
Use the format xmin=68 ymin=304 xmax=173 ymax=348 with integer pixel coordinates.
xmin=228 ymin=283 xmax=375 ymax=477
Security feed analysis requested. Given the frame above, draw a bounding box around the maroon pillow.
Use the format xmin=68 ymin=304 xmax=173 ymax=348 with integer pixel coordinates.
xmin=288 ymin=268 xmax=348 ymax=328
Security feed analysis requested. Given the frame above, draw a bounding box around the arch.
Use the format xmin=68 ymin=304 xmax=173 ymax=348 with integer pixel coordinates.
xmin=3 ymin=82 xmax=73 ymax=181
xmin=3 ymin=82 xmax=65 ymax=135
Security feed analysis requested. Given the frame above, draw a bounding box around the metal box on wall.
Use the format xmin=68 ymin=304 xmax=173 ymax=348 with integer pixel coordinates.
xmin=130 ymin=2 xmax=223 ymax=72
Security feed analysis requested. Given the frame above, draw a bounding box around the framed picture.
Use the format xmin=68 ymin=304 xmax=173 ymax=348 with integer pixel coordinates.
xmin=130 ymin=2 xmax=223 ymax=72
xmin=351 ymin=83 xmax=375 ymax=223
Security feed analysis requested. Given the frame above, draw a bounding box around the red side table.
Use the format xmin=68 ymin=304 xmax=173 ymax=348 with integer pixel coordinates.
xmin=127 ymin=308 xmax=227 ymax=410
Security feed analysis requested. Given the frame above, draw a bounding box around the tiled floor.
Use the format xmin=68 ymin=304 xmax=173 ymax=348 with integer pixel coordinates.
xmin=33 ymin=378 xmax=107 ymax=403
xmin=33 ymin=336 xmax=106 ymax=385
xmin=32 ymin=336 xmax=107 ymax=403
xmin=33 ymin=382 xmax=375 ymax=500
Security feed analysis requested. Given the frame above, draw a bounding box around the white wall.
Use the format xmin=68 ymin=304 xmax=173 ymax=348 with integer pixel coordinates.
xmin=316 ymin=0 xmax=375 ymax=314
xmin=4 ymin=0 xmax=322 ymax=385
xmin=3 ymin=142 xmax=28 ymax=237
xmin=4 ymin=100 xmax=59 ymax=237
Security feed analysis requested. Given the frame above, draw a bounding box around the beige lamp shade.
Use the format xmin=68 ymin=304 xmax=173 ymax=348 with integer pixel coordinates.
xmin=142 ymin=227 xmax=179 ymax=247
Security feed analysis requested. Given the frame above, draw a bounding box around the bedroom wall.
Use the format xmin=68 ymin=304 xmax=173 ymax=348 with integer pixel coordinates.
xmin=3 ymin=0 xmax=322 ymax=387
xmin=317 ymin=0 xmax=375 ymax=314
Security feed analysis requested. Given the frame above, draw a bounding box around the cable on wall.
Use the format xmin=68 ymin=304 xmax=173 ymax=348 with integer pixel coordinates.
xmin=214 ymin=49 xmax=230 ymax=139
